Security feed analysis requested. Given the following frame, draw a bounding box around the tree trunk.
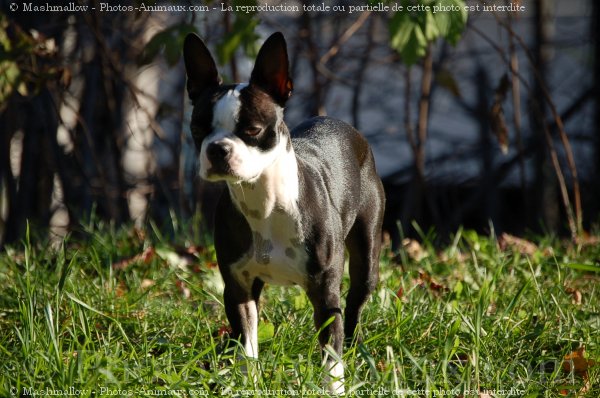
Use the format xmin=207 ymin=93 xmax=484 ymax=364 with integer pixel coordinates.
xmin=301 ymin=12 xmax=325 ymax=116
xmin=401 ymin=44 xmax=440 ymax=233
xmin=593 ymin=0 xmax=600 ymax=223
xmin=4 ymin=93 xmax=56 ymax=244
xmin=476 ymin=67 xmax=498 ymax=230
xmin=531 ymin=0 xmax=559 ymax=232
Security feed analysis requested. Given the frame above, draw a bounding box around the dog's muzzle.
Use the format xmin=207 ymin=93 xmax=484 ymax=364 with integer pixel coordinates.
xmin=206 ymin=141 xmax=233 ymax=176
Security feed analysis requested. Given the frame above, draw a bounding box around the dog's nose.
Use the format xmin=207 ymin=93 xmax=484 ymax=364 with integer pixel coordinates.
xmin=207 ymin=142 xmax=230 ymax=159
xmin=206 ymin=142 xmax=231 ymax=175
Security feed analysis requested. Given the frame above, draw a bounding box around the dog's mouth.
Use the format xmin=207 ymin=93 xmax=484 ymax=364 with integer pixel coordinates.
xmin=201 ymin=164 xmax=234 ymax=181
xmin=201 ymin=163 xmax=260 ymax=184
xmin=200 ymin=145 xmax=234 ymax=181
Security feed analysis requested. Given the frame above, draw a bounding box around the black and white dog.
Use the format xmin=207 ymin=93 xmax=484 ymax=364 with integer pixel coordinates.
xmin=183 ymin=32 xmax=385 ymax=394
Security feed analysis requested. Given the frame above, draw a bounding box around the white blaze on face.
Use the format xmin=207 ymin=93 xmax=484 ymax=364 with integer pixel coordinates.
xmin=213 ymin=84 xmax=245 ymax=132
xmin=199 ymin=84 xmax=245 ymax=180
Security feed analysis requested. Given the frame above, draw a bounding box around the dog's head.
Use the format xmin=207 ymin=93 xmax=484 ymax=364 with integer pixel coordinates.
xmin=183 ymin=32 xmax=293 ymax=183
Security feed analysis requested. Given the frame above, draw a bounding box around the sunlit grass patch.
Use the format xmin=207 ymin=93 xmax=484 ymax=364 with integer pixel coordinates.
xmin=0 ymin=225 xmax=598 ymax=396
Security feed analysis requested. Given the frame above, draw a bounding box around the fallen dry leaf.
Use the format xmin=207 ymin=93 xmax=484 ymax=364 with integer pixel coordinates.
xmin=184 ymin=245 xmax=206 ymax=255
xmin=416 ymin=270 xmax=448 ymax=294
xmin=116 ymin=283 xmax=127 ymax=297
xmin=131 ymin=310 xmax=146 ymax=320
xmin=562 ymin=346 xmax=596 ymax=376
xmin=403 ymin=238 xmax=427 ymax=261
xmin=396 ymin=287 xmax=404 ymax=299
xmin=564 ymin=287 xmax=583 ymax=305
xmin=499 ymin=233 xmax=538 ymax=255
xmin=575 ymin=232 xmax=600 ymax=247
xmin=140 ymin=279 xmax=155 ymax=290
xmin=382 ymin=231 xmax=392 ymax=250
xmin=112 ymin=247 xmax=156 ymax=270
xmin=176 ymin=280 xmax=191 ymax=299
xmin=580 ymin=374 xmax=591 ymax=395
xmin=438 ymin=250 xmax=470 ymax=264
xmin=217 ymin=324 xmax=232 ymax=338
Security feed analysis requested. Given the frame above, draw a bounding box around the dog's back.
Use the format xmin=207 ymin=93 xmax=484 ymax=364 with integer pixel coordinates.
xmin=292 ymin=116 xmax=382 ymax=234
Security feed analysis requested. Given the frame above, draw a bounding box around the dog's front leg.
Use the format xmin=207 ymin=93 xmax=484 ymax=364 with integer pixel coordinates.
xmin=223 ymin=280 xmax=264 ymax=383
xmin=307 ymin=260 xmax=346 ymax=395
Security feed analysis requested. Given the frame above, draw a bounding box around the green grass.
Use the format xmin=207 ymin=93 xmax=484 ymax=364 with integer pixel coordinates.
xmin=0 ymin=224 xmax=598 ymax=397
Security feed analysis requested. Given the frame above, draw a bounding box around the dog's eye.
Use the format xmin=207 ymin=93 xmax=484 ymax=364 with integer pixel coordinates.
xmin=245 ymin=126 xmax=262 ymax=137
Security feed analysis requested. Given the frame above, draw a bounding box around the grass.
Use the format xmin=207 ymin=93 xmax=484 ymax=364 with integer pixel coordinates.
xmin=0 ymin=222 xmax=598 ymax=397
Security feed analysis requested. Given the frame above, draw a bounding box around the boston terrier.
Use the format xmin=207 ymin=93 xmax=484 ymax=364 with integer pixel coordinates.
xmin=183 ymin=32 xmax=385 ymax=394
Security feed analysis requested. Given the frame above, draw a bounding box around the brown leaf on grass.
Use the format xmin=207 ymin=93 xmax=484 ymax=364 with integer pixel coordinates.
xmin=184 ymin=245 xmax=206 ymax=255
xmin=403 ymin=238 xmax=427 ymax=261
xmin=562 ymin=345 xmax=597 ymax=396
xmin=416 ymin=270 xmax=448 ymax=294
xmin=191 ymin=262 xmax=220 ymax=273
xmin=112 ymin=247 xmax=156 ymax=270
xmin=131 ymin=310 xmax=146 ymax=320
xmin=158 ymin=245 xmax=209 ymax=270
xmin=105 ymin=280 xmax=127 ymax=297
xmin=559 ymin=346 xmax=596 ymax=396
xmin=438 ymin=250 xmax=470 ymax=264
xmin=175 ymin=280 xmax=191 ymax=299
xmin=498 ymin=233 xmax=538 ymax=256
xmin=177 ymin=245 xmax=209 ymax=263
xmin=396 ymin=287 xmax=404 ymax=299
xmin=575 ymin=232 xmax=600 ymax=247
xmin=140 ymin=279 xmax=155 ymax=290
xmin=580 ymin=375 xmax=592 ymax=395
xmin=217 ymin=324 xmax=232 ymax=338
xmin=564 ymin=287 xmax=583 ymax=305
xmin=562 ymin=347 xmax=596 ymax=376
xmin=116 ymin=282 xmax=127 ymax=297
xmin=192 ymin=265 xmax=203 ymax=273
xmin=382 ymin=231 xmax=392 ymax=250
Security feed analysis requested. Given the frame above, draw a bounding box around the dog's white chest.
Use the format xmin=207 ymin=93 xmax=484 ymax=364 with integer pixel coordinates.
xmin=231 ymin=209 xmax=308 ymax=289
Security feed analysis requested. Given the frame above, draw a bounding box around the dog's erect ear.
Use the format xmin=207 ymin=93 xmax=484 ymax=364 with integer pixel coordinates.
xmin=250 ymin=32 xmax=293 ymax=105
xmin=183 ymin=33 xmax=221 ymax=100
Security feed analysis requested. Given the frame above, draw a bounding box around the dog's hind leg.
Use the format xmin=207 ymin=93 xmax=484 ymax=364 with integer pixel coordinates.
xmin=307 ymin=249 xmax=346 ymax=395
xmin=344 ymin=183 xmax=384 ymax=345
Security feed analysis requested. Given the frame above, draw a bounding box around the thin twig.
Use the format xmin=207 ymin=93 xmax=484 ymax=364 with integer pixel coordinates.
xmin=404 ymin=67 xmax=417 ymax=155
xmin=493 ymin=12 xmax=582 ymax=235
xmin=506 ymin=7 xmax=526 ymax=195
xmin=470 ymin=23 xmax=581 ymax=239
xmin=320 ymin=11 xmax=371 ymax=65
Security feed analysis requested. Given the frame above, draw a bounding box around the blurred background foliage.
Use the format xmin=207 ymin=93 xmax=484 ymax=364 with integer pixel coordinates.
xmin=1 ymin=0 xmax=599 ymax=249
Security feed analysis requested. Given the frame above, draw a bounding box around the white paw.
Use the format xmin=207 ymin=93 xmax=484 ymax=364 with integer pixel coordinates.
xmin=324 ymin=358 xmax=345 ymax=395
